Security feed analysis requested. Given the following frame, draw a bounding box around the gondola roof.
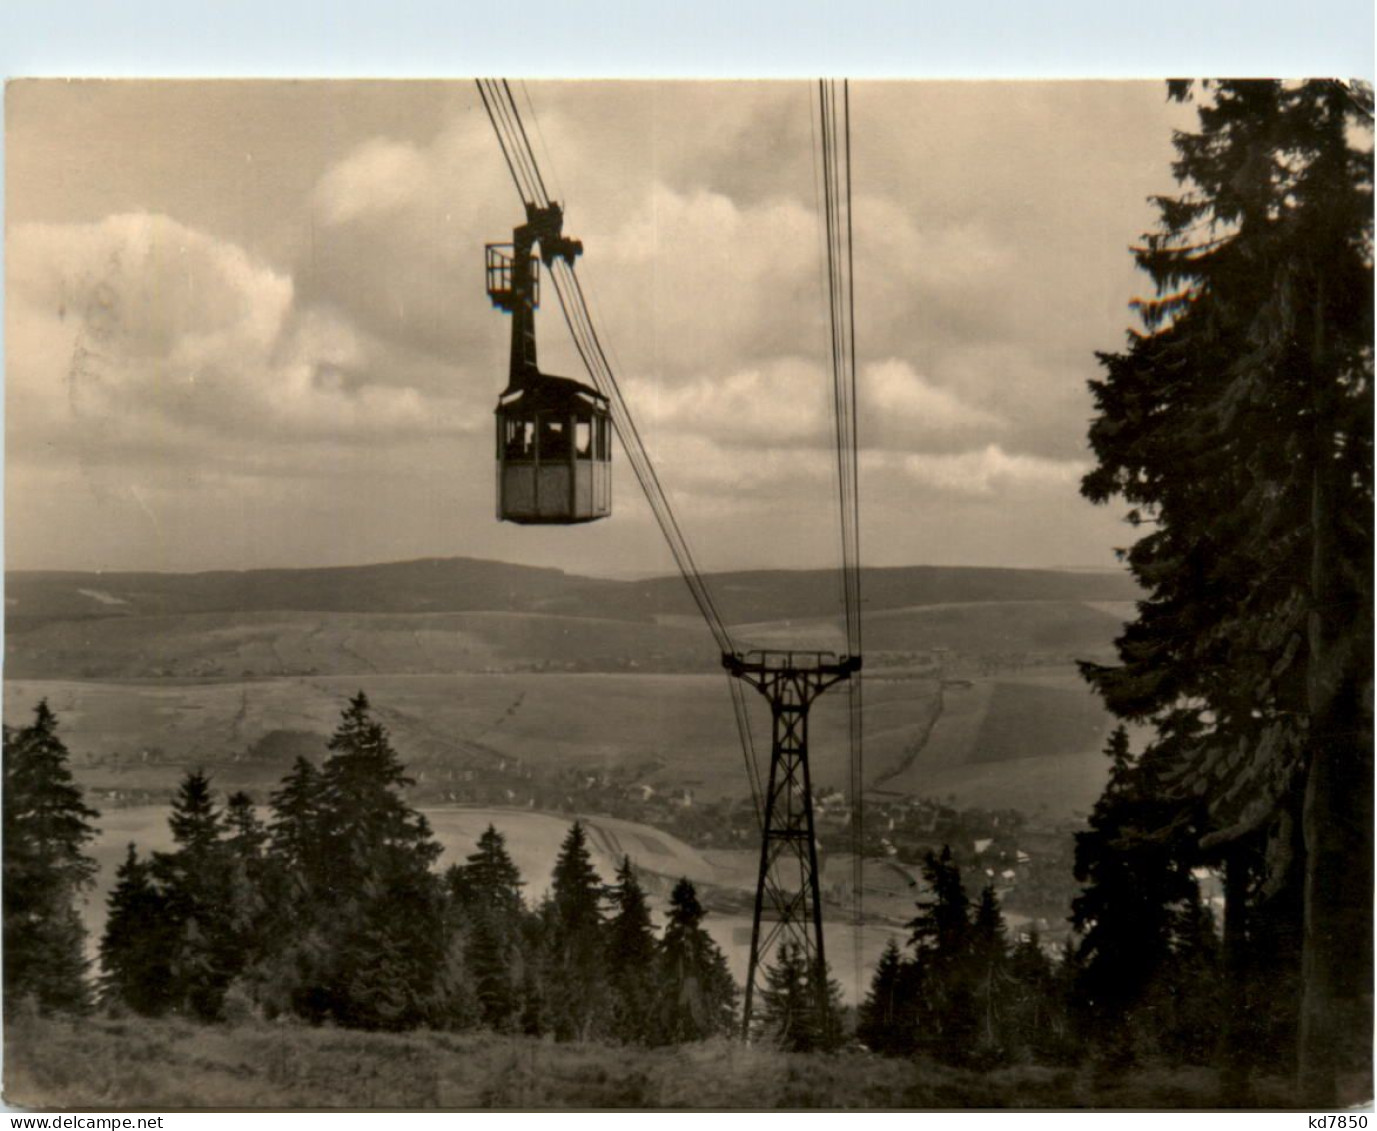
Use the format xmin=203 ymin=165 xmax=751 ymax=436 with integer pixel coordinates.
xmin=496 ymin=370 xmax=608 ymax=414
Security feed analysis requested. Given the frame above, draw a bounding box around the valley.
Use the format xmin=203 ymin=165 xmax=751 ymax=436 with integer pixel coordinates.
xmin=5 ymin=556 xmax=1138 ymax=994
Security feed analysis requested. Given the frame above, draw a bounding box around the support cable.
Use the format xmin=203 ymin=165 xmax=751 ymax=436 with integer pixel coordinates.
xmin=503 ymin=78 xmax=550 ymax=205
xmin=819 ymin=78 xmax=866 ymax=1001
xmin=477 ymin=81 xmax=533 ymax=203
xmin=483 ymin=79 xmax=547 ymax=209
xmin=843 ymin=85 xmax=866 ymax=973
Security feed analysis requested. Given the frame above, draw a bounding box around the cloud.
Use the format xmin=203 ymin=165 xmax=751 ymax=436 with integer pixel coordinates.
xmin=294 ymin=88 xmax=1156 ymax=473
xmin=862 ymin=358 xmax=1005 ymax=445
xmin=6 ymin=81 xmax=1186 ymax=573
xmin=299 ymin=115 xmax=513 ymax=366
xmin=6 ymin=213 xmax=479 ymax=475
xmin=312 ymin=137 xmax=437 ymax=226
xmin=623 ymin=356 xmax=829 ymax=447
xmin=288 ymin=107 xmax=1084 ymax=542
xmin=864 ymin=444 xmax=1087 ymax=496
xmin=618 ymin=353 xmax=1008 ymax=461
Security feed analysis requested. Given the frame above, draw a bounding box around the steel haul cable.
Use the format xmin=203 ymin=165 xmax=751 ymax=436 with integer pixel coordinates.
xmin=819 ymin=78 xmax=865 ymax=1002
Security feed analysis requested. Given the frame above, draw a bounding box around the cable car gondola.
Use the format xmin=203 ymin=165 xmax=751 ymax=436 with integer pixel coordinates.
xmin=486 ymin=202 xmax=611 ymax=524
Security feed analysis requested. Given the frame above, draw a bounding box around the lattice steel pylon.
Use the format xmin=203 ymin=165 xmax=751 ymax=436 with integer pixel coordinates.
xmin=725 ymin=648 xmax=861 ymax=1039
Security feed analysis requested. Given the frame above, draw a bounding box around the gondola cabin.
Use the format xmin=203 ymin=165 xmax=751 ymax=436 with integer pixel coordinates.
xmin=495 ymin=374 xmax=611 ymax=524
xmin=486 ymin=203 xmax=612 ymax=524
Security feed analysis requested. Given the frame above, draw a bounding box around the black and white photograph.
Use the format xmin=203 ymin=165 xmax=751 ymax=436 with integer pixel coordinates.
xmin=2 ymin=66 xmax=1371 ymax=1112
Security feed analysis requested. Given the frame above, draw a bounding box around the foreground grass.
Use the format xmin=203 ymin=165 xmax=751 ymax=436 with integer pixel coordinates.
xmin=3 ymin=1015 xmax=1313 ymax=1111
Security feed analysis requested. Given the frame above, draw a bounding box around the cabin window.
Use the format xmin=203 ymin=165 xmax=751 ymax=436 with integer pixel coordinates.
xmin=504 ymin=418 xmax=535 ymax=460
xmin=539 ymin=416 xmax=570 ymax=460
xmin=575 ymin=418 xmax=593 ymax=459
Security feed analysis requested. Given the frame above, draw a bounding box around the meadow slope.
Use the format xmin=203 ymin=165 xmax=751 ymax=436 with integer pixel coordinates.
xmin=3 ymin=1014 xmax=1293 ymax=1111
xmin=4 ymin=600 xmax=1128 ymax=680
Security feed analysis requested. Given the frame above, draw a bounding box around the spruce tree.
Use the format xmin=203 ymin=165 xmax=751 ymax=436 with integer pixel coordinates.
xmin=757 ymin=941 xmax=811 ymax=1049
xmin=166 ymin=770 xmax=224 ymax=857
xmin=605 ymin=856 xmax=658 ymax=1043
xmin=969 ymin=884 xmax=1011 ymax=1063
xmin=3 ymin=701 xmax=100 ymax=1016
xmin=463 ymin=911 xmax=517 ymax=1030
xmin=221 ymin=791 xmax=270 ymax=998
xmin=451 ymin=824 xmax=524 ymax=917
xmin=1070 ymin=727 xmax=1202 ymax=1062
xmin=1005 ymin=931 xmax=1066 ymax=1065
xmin=317 ymin=692 xmax=442 ymax=887
xmin=253 ymin=695 xmax=452 ymax=1029
xmin=909 ymin=845 xmax=971 ymax=958
xmin=98 ymin=844 xmax=175 ymax=1016
xmin=756 ymin=940 xmax=844 ymax=1053
xmin=450 ymin=825 xmax=527 ymax=1032
xmin=656 ymin=877 xmax=737 ymax=1044
xmin=907 ymin=845 xmax=977 ymax=1061
xmin=225 ymin=791 xmax=269 ymax=857
xmin=310 ymin=693 xmax=449 ymax=1030
xmin=543 ymin=821 xmax=609 ymax=1041
xmin=857 ymin=937 xmax=916 ymax=1055
xmin=1083 ymin=79 xmax=1373 ymax=1102
xmin=267 ymin=755 xmax=323 ymax=882
xmin=658 ymin=877 xmax=737 ymax=1043
xmin=517 ymin=909 xmax=550 ymax=1037
xmin=153 ymin=770 xmax=237 ymax=1020
xmin=258 ymin=756 xmax=328 ymax=1020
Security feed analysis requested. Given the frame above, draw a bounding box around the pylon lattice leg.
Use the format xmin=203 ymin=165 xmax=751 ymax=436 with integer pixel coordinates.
xmin=727 ymin=652 xmax=857 ymax=1039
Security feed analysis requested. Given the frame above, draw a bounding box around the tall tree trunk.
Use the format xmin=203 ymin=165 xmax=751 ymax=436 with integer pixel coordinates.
xmin=1219 ymin=849 xmax=1253 ymax=1106
xmin=1298 ymin=462 xmax=1375 ymax=1106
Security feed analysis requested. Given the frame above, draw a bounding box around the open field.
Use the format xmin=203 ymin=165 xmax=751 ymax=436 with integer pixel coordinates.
xmin=970 ymin=679 xmax=1110 ymax=766
xmin=862 ymin=669 xmax=1121 ymax=817
xmin=0 ymin=671 xmax=933 ymax=802
xmin=4 ymin=609 xmax=718 ymax=680
xmin=5 ymin=1014 xmax=1321 ymax=1110
xmin=741 ymin=598 xmax=1127 ymax=665
xmin=6 ymin=600 xmax=1124 ymax=681
xmin=890 ymin=749 xmax=1109 ymax=817
xmin=6 ymin=663 xmax=1117 ymax=818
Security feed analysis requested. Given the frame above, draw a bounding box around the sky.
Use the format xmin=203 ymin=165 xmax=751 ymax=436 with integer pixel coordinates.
xmin=5 ymin=80 xmax=1198 ymax=577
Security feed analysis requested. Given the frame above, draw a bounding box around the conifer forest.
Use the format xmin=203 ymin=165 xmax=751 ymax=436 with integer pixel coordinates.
xmin=3 ymin=77 xmax=1372 ymax=1111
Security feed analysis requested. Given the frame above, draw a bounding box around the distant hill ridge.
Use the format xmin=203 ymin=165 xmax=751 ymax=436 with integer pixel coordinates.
xmin=5 ymin=556 xmax=1139 ymax=629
